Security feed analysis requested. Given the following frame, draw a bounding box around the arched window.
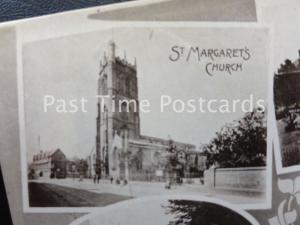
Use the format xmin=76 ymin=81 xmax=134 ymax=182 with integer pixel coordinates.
xmin=112 ymin=147 xmax=118 ymax=169
xmin=102 ymin=74 xmax=108 ymax=94
xmin=126 ymin=78 xmax=130 ymax=95
xmin=120 ymin=102 xmax=129 ymax=120
xmin=121 ymin=102 xmax=127 ymax=112
xmin=102 ymin=105 xmax=107 ymax=123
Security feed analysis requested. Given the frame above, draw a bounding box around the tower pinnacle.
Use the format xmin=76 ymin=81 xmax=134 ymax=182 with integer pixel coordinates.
xmin=108 ymin=40 xmax=116 ymax=61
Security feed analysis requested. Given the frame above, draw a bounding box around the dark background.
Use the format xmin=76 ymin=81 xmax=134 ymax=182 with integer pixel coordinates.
xmin=0 ymin=0 xmax=129 ymax=22
xmin=0 ymin=165 xmax=13 ymax=225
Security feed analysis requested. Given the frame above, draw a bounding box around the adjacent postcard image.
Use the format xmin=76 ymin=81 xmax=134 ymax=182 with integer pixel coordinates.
xmin=68 ymin=196 xmax=260 ymax=225
xmin=18 ymin=23 xmax=272 ymax=212
xmin=274 ymin=50 xmax=300 ymax=174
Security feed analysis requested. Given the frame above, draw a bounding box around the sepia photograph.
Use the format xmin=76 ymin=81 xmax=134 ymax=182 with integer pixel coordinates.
xmin=262 ymin=0 xmax=300 ymax=174
xmin=19 ymin=24 xmax=271 ymax=212
xmin=1 ymin=1 xmax=300 ymax=225
xmin=274 ymin=51 xmax=300 ymax=172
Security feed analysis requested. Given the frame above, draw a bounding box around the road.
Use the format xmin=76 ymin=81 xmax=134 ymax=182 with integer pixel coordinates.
xmin=88 ymin=0 xmax=256 ymax=22
xmin=29 ymin=178 xmax=264 ymax=206
xmin=28 ymin=182 xmax=131 ymax=207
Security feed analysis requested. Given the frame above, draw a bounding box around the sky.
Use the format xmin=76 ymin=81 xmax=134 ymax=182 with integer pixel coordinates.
xmin=23 ymin=26 xmax=269 ymax=160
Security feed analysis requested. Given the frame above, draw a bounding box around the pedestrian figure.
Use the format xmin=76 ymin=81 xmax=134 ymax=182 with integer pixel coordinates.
xmin=110 ymin=176 xmax=113 ymax=184
xmin=295 ymin=102 xmax=300 ymax=113
xmin=97 ymin=174 xmax=100 ymax=184
xmin=93 ymin=174 xmax=96 ymax=184
xmin=165 ymin=180 xmax=171 ymax=189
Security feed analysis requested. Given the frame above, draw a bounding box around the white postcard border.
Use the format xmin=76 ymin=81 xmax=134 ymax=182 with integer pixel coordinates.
xmin=12 ymin=18 xmax=273 ymax=213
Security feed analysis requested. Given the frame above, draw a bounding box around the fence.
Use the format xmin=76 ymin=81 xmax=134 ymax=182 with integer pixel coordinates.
xmin=282 ymin=144 xmax=300 ymax=167
xmin=204 ymin=167 xmax=266 ymax=193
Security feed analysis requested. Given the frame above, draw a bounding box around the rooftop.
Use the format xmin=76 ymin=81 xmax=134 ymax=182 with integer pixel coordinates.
xmin=32 ymin=149 xmax=63 ymax=162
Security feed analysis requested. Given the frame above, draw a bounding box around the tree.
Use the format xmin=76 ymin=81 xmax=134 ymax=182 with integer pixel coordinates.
xmin=77 ymin=159 xmax=89 ymax=176
xmin=164 ymin=200 xmax=251 ymax=225
xmin=283 ymin=109 xmax=298 ymax=132
xmin=166 ymin=140 xmax=179 ymax=168
xmin=165 ymin=139 xmax=184 ymax=184
xmin=203 ymin=108 xmax=266 ymax=168
xmin=129 ymin=149 xmax=143 ymax=171
xmin=278 ymin=59 xmax=296 ymax=73
xmin=165 ymin=141 xmax=175 ymax=177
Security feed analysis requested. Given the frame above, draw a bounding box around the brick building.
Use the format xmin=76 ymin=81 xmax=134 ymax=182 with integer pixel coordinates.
xmin=32 ymin=149 xmax=67 ymax=178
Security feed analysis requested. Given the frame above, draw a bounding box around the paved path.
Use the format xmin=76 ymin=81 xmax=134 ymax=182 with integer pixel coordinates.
xmin=31 ymin=178 xmax=264 ymax=205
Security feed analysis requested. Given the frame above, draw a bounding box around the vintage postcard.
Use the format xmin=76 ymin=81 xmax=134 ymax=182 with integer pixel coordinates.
xmin=4 ymin=1 xmax=300 ymax=225
xmin=263 ymin=0 xmax=300 ymax=175
xmin=273 ymin=51 xmax=300 ymax=174
xmin=14 ymin=21 xmax=272 ymax=213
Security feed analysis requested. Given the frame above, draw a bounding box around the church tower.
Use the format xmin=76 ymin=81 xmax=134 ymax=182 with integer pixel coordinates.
xmin=96 ymin=41 xmax=140 ymax=177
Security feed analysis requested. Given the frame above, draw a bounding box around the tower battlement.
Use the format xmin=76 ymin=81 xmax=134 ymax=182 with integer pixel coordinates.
xmin=115 ymin=56 xmax=136 ymax=70
xmin=100 ymin=41 xmax=136 ymax=70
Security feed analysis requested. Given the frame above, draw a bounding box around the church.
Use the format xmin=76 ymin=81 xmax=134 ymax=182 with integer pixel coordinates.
xmin=94 ymin=41 xmax=206 ymax=182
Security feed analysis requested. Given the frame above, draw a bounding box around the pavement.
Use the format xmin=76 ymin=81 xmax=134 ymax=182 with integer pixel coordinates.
xmin=30 ymin=177 xmax=264 ymax=205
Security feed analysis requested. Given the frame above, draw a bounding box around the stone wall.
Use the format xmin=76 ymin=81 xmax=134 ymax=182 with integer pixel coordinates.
xmin=282 ymin=143 xmax=300 ymax=167
xmin=204 ymin=167 xmax=266 ymax=193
